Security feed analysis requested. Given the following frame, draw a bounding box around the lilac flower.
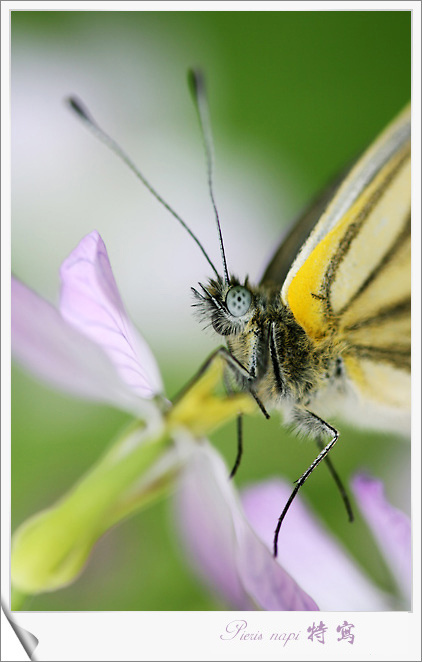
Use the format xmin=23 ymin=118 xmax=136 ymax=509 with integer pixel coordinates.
xmin=176 ymin=454 xmax=411 ymax=610
xmin=12 ymin=231 xmax=410 ymax=611
xmin=12 ymin=231 xmax=162 ymax=418
xmin=10 ymin=231 xmax=313 ymax=609
xmin=352 ymin=474 xmax=411 ymax=605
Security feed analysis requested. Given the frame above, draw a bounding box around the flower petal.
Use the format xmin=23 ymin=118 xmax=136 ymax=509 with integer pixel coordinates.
xmin=352 ymin=473 xmax=411 ymax=605
xmin=12 ymin=276 xmax=157 ymax=419
xmin=175 ymin=442 xmax=318 ymax=611
xmin=241 ymin=479 xmax=391 ymax=611
xmin=59 ymin=231 xmax=163 ymax=399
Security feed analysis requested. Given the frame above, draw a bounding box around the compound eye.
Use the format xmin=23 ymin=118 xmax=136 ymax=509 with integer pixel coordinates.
xmin=226 ymin=285 xmax=252 ymax=317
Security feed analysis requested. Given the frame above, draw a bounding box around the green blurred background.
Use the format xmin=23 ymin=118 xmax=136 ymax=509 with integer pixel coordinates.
xmin=11 ymin=10 xmax=411 ymax=610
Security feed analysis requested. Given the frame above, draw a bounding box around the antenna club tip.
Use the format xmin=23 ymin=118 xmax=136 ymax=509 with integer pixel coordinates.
xmin=188 ymin=68 xmax=205 ymax=97
xmin=66 ymin=96 xmax=93 ymax=124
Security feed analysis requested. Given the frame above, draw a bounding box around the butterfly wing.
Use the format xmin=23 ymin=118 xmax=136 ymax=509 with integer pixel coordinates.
xmin=281 ymin=106 xmax=411 ymax=419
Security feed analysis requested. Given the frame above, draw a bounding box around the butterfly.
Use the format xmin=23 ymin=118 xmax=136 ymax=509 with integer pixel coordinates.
xmin=69 ymin=73 xmax=411 ymax=555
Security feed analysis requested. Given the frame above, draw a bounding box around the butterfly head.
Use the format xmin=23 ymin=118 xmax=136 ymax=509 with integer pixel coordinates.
xmin=192 ymin=275 xmax=255 ymax=337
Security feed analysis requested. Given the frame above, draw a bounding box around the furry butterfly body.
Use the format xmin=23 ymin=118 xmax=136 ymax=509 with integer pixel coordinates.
xmin=194 ymin=105 xmax=411 ymax=443
xmin=69 ymin=79 xmax=410 ymax=554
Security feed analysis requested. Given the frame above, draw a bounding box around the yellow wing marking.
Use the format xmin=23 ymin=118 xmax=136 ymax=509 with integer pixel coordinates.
xmin=285 ymin=120 xmax=410 ymax=412
xmin=286 ymin=141 xmax=410 ymax=341
xmin=281 ymin=105 xmax=410 ymax=303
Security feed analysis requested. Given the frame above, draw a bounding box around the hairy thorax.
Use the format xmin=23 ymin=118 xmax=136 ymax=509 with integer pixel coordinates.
xmin=225 ymin=286 xmax=343 ymax=411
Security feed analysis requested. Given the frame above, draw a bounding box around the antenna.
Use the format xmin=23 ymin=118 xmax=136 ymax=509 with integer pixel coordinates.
xmin=67 ymin=96 xmax=221 ymax=280
xmin=188 ymin=70 xmax=230 ymax=284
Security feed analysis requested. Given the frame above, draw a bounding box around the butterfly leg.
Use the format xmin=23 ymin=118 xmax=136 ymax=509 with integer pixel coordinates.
xmin=213 ymin=346 xmax=271 ymax=480
xmin=220 ymin=347 xmax=269 ymax=478
xmin=172 ymin=345 xmax=251 ymax=402
xmin=315 ymin=438 xmax=354 ymax=523
xmin=273 ymin=409 xmax=340 ymax=557
xmin=173 ymin=345 xmax=270 ymax=480
xmin=230 ymin=393 xmax=272 ymax=477
xmin=229 ymin=415 xmax=244 ymax=479
xmin=222 ymin=371 xmax=244 ymax=479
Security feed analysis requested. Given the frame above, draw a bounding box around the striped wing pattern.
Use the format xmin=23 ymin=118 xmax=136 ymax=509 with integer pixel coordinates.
xmin=284 ymin=109 xmax=411 ymax=411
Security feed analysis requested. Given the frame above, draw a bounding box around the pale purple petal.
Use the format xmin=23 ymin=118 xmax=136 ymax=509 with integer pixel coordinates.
xmin=242 ymin=480 xmax=390 ymax=611
xmin=175 ymin=442 xmax=318 ymax=611
xmin=352 ymin=474 xmax=411 ymax=605
xmin=59 ymin=231 xmax=163 ymax=399
xmin=12 ymin=277 xmax=157 ymax=420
